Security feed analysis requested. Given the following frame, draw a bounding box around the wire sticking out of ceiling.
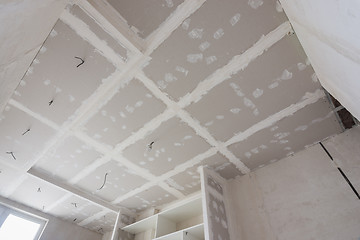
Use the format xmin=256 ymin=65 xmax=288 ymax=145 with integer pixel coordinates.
xmin=48 ymin=99 xmax=54 ymax=106
xmin=74 ymin=56 xmax=85 ymax=68
xmin=22 ymin=128 xmax=30 ymax=136
xmin=6 ymin=151 xmax=16 ymax=160
xmin=37 ymin=187 xmax=41 ymax=192
xmin=71 ymin=202 xmax=78 ymax=208
xmin=147 ymin=141 xmax=155 ymax=151
xmin=97 ymin=172 xmax=109 ymax=190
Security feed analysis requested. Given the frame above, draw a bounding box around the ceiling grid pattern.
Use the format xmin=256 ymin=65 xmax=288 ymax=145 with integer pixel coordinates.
xmin=0 ymin=0 xmax=342 ymax=233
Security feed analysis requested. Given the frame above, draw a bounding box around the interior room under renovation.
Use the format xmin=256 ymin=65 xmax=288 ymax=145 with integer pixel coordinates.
xmin=1 ymin=0 xmax=360 ymax=239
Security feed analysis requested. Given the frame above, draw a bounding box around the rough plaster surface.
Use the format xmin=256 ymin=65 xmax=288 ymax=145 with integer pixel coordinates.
xmin=279 ymin=0 xmax=360 ymax=120
xmin=228 ymin=142 xmax=360 ymax=240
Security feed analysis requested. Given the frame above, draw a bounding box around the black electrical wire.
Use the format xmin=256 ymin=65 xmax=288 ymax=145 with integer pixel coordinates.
xmin=97 ymin=173 xmax=109 ymax=190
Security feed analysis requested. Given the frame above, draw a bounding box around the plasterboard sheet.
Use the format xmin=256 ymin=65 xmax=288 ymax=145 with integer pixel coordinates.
xmin=186 ymin=35 xmax=320 ymax=142
xmin=0 ymin=105 xmax=56 ymax=169
xmin=34 ymin=136 xmax=102 ymax=181
xmin=0 ymin=163 xmax=26 ymax=196
xmin=323 ymin=126 xmax=360 ymax=192
xmin=12 ymin=20 xmax=115 ymax=125
xmin=165 ymin=153 xmax=242 ymax=195
xmin=76 ymin=160 xmax=147 ymax=202
xmin=144 ymin=0 xmax=287 ymax=100
xmin=69 ymin=5 xmax=129 ymax=61
xmin=84 ymin=211 xmax=117 ymax=232
xmin=84 ymin=78 xmax=166 ymax=147
xmin=122 ymin=117 xmax=211 ymax=176
xmin=50 ymin=195 xmax=103 ymax=223
xmin=10 ymin=175 xmax=66 ymax=212
xmin=228 ymin=99 xmax=342 ymax=170
xmin=107 ymin=0 xmax=184 ymax=39
xmin=119 ymin=186 xmax=177 ymax=212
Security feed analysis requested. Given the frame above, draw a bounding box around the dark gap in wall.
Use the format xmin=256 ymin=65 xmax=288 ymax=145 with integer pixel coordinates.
xmin=325 ymin=91 xmax=358 ymax=130
xmin=337 ymin=108 xmax=356 ymax=129
xmin=319 ymin=142 xmax=360 ymax=200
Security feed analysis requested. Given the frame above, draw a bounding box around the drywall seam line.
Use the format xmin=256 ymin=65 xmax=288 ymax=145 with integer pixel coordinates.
xmin=68 ymin=156 xmax=112 ymax=184
xmin=218 ymin=147 xmax=250 ymax=174
xmin=60 ymin=10 xmax=126 ymax=68
xmin=145 ymin=0 xmax=206 ymax=55
xmin=111 ymin=148 xmax=217 ymax=204
xmin=79 ymin=209 xmax=111 ymax=226
xmin=112 ymin=109 xmax=176 ymax=153
xmin=177 ymin=21 xmax=292 ymax=108
xmin=8 ymin=99 xmax=60 ymax=130
xmin=77 ymin=0 xmax=144 ymax=54
xmin=68 ymin=110 xmax=175 ymax=185
xmin=226 ymin=89 xmax=326 ymax=146
xmin=73 ymin=131 xmax=113 ymax=154
xmin=158 ymin=182 xmax=185 ymax=199
xmin=137 ymin=71 xmax=250 ymax=174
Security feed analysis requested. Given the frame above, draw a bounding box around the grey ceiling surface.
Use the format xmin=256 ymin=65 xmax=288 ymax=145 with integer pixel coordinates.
xmin=0 ymin=0 xmax=342 ymax=234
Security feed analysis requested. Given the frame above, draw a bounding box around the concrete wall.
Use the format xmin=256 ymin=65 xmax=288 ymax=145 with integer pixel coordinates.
xmin=278 ymin=0 xmax=360 ymax=120
xmin=228 ymin=126 xmax=360 ymax=240
xmin=0 ymin=196 xmax=102 ymax=240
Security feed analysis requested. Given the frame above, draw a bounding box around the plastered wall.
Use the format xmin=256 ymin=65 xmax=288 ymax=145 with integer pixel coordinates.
xmin=228 ymin=126 xmax=360 ymax=240
xmin=278 ymin=0 xmax=360 ymax=120
xmin=0 ymin=196 xmax=101 ymax=240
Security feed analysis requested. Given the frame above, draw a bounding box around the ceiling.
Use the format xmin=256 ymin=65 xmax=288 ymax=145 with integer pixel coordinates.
xmin=0 ymin=0 xmax=342 ymax=234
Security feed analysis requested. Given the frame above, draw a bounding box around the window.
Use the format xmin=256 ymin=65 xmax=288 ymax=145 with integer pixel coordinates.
xmin=0 ymin=204 xmax=47 ymax=240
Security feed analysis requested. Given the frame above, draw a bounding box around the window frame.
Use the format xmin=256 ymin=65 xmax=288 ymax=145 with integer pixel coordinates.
xmin=0 ymin=203 xmax=48 ymax=240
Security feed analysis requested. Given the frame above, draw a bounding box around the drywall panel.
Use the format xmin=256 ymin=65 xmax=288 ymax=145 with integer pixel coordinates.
xmin=187 ymin=34 xmax=319 ymax=141
xmin=0 ymin=105 xmax=56 ymax=170
xmin=34 ymin=136 xmax=102 ymax=181
xmin=200 ymin=168 xmax=232 ymax=240
xmin=84 ymin=211 xmax=117 ymax=233
xmin=119 ymin=186 xmax=177 ymax=212
xmin=13 ymin=20 xmax=115 ymax=125
xmin=144 ymin=0 xmax=287 ymax=100
xmin=165 ymin=153 xmax=242 ymax=195
xmin=107 ymin=0 xmax=184 ymax=38
xmin=228 ymin=98 xmax=342 ymax=170
xmin=324 ymin=126 xmax=360 ymax=193
xmin=84 ymin=78 xmax=166 ymax=147
xmin=279 ymin=0 xmax=360 ymax=120
xmin=229 ymin=144 xmax=360 ymax=240
xmin=122 ymin=117 xmax=210 ymax=176
xmin=50 ymin=195 xmax=103 ymax=224
xmin=0 ymin=0 xmax=68 ymax=114
xmin=0 ymin=163 xmax=26 ymax=196
xmin=69 ymin=5 xmax=129 ymax=61
xmin=10 ymin=175 xmax=66 ymax=212
xmin=76 ymin=160 xmax=147 ymax=202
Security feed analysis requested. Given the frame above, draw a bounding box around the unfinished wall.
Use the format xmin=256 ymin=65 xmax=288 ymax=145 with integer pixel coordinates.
xmin=0 ymin=196 xmax=101 ymax=240
xmin=0 ymin=0 xmax=69 ymax=113
xmin=278 ymin=0 xmax=360 ymax=120
xmin=228 ymin=127 xmax=360 ymax=240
